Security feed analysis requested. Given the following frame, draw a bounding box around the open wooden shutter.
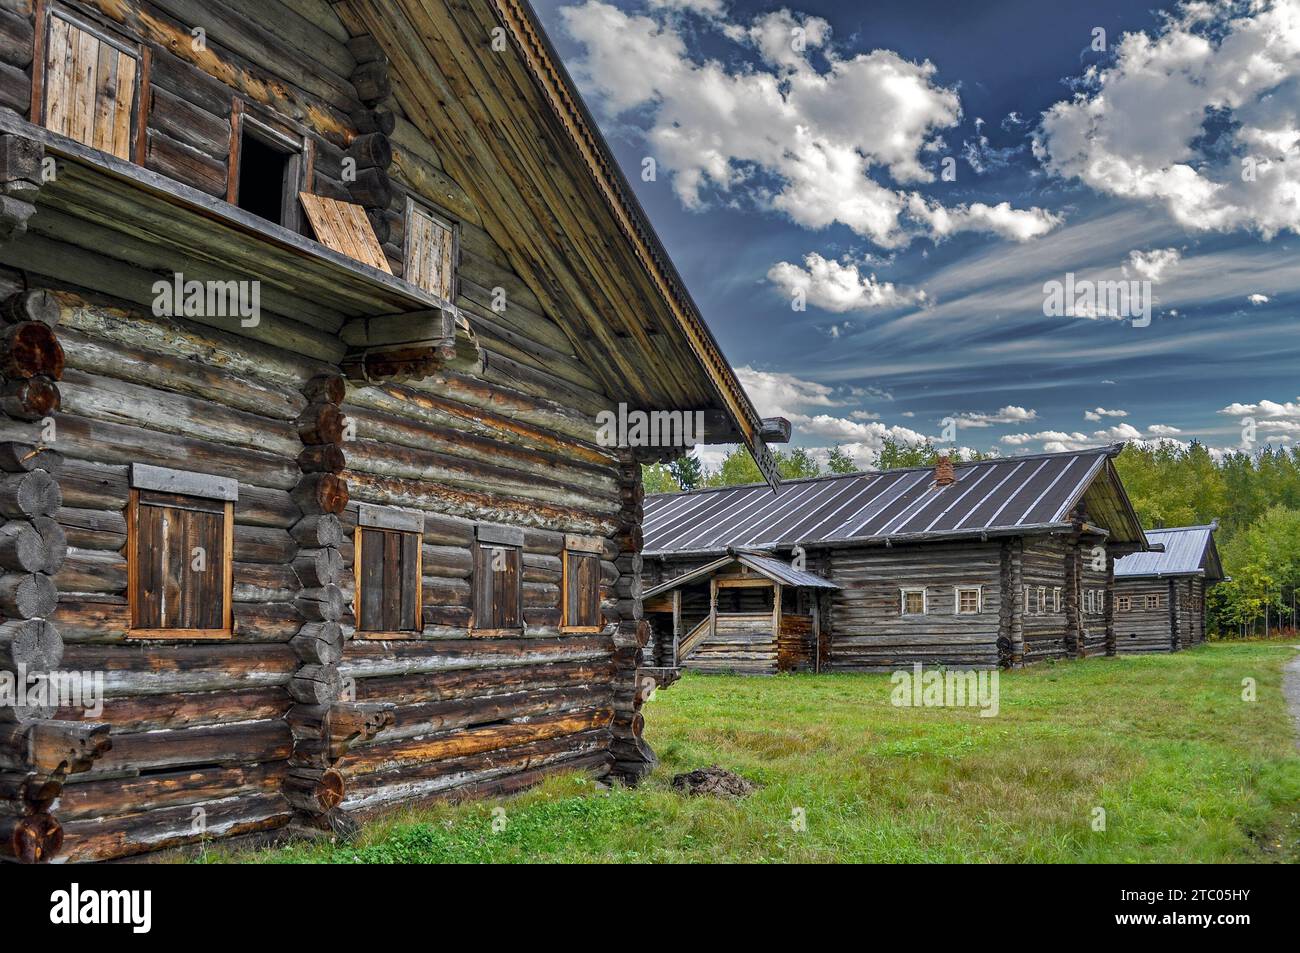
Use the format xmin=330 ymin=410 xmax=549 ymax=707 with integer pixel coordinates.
xmin=299 ymin=192 xmax=392 ymax=273
xmin=131 ymin=491 xmax=228 ymax=631
xmin=405 ymin=200 xmax=456 ymax=299
xmin=356 ymin=527 xmax=420 ymax=633
xmin=564 ymin=552 xmax=601 ymax=629
xmin=42 ymin=13 xmax=138 ymax=160
xmin=473 ymin=542 xmax=521 ymax=630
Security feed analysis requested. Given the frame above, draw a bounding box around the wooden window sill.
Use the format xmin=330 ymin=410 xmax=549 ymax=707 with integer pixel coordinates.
xmin=356 ymin=630 xmax=423 ymax=640
xmin=126 ymin=628 xmax=232 ymax=640
xmin=561 ymin=625 xmax=603 ymax=634
xmin=470 ymin=627 xmax=524 ymax=638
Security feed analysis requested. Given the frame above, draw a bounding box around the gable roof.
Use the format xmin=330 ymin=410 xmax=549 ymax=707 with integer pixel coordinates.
xmin=644 ymin=446 xmax=1149 ymax=556
xmin=644 ymin=551 xmax=840 ymax=600
xmin=1114 ymin=524 xmax=1224 ymax=581
xmin=339 ymin=0 xmax=778 ymax=483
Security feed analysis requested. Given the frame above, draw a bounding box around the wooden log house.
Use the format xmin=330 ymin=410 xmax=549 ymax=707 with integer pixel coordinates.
xmin=0 ymin=0 xmax=786 ymax=862
xmin=1112 ymin=523 xmax=1223 ymax=653
xmin=643 ymin=448 xmax=1151 ymax=673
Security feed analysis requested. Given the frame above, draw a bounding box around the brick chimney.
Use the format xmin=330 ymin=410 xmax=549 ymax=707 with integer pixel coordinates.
xmin=934 ymin=454 xmax=955 ymax=487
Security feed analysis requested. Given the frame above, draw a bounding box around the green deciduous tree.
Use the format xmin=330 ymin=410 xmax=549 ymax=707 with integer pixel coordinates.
xmin=826 ymin=445 xmax=858 ymax=474
xmin=640 ymin=462 xmax=680 ymax=495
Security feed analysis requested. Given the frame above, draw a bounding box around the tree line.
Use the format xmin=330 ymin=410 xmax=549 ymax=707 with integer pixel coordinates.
xmin=643 ymin=439 xmax=1300 ymax=637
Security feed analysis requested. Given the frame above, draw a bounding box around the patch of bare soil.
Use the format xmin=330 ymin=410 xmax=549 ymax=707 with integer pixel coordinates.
xmin=671 ymin=765 xmax=756 ymax=798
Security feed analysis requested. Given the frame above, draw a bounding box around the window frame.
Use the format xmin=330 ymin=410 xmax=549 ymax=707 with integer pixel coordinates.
xmin=1052 ymin=586 xmax=1062 ymax=613
xmin=1145 ymin=593 xmax=1160 ymax=610
xmin=561 ymin=534 xmax=604 ymax=633
xmin=352 ymin=505 xmax=425 ymax=639
xmin=472 ymin=524 xmax=524 ymax=635
xmin=1117 ymin=594 xmax=1132 ymax=613
xmin=900 ymin=586 xmax=927 ymax=617
xmin=228 ymin=102 xmax=309 ymax=232
xmin=34 ymin=4 xmax=147 ymax=164
xmin=125 ymin=464 xmax=235 ymax=640
xmin=403 ymin=195 xmax=459 ymax=301
xmin=953 ymin=585 xmax=982 ymax=615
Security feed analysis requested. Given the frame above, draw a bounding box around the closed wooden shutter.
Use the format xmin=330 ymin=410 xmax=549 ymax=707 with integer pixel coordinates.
xmin=564 ymin=551 xmax=601 ymax=630
xmin=130 ymin=490 xmax=229 ymax=632
xmin=299 ymin=192 xmax=392 ymax=272
xmin=356 ymin=527 xmax=421 ymax=633
xmin=473 ymin=542 xmax=521 ymax=630
xmin=43 ymin=14 xmax=138 ymax=160
xmin=405 ymin=201 xmax=456 ymax=299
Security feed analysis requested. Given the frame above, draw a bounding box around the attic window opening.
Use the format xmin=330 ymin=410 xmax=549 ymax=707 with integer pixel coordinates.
xmin=235 ymin=120 xmax=303 ymax=230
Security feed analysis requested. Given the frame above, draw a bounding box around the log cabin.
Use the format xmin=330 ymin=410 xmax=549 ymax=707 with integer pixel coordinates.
xmin=0 ymin=0 xmax=788 ymax=862
xmin=642 ymin=447 xmax=1151 ymax=674
xmin=1112 ymin=523 xmax=1223 ymax=653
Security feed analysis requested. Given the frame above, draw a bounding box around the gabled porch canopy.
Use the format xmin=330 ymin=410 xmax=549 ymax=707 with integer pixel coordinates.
xmin=644 ymin=550 xmax=839 ymax=601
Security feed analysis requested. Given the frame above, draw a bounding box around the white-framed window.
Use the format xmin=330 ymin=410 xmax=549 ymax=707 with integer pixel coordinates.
xmin=1117 ymin=595 xmax=1132 ymax=612
xmin=954 ymin=586 xmax=982 ymax=615
xmin=1096 ymin=589 xmax=1106 ymax=615
xmin=1084 ymin=589 xmax=1094 ymax=615
xmin=1037 ymin=586 xmax=1047 ymax=615
xmin=1145 ymin=593 xmax=1160 ymax=610
xmin=900 ymin=587 xmax=927 ymax=616
xmin=1053 ymin=587 xmax=1062 ymax=613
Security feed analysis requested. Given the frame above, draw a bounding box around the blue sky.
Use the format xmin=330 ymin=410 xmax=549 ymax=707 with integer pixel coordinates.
xmin=534 ymin=0 xmax=1300 ymax=467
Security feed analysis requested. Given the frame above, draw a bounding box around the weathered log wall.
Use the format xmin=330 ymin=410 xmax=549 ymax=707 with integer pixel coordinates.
xmin=1112 ymin=576 xmax=1208 ymax=654
xmin=0 ymin=0 xmax=657 ymax=861
xmin=1020 ymin=536 xmax=1070 ymax=663
xmin=826 ymin=541 xmax=1002 ymax=671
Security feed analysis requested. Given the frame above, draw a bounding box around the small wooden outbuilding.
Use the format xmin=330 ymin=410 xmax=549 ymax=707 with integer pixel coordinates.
xmin=1112 ymin=523 xmax=1223 ymax=652
xmin=643 ymin=550 xmax=838 ymax=674
xmin=643 ymin=447 xmax=1151 ymax=672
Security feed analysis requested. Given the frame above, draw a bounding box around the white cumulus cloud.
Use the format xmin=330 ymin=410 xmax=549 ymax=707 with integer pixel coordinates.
xmin=767 ymin=253 xmax=927 ymax=312
xmin=1124 ymin=248 xmax=1182 ymax=282
xmin=561 ymin=1 xmax=1060 ymax=248
xmin=954 ymin=406 xmax=1039 ymax=428
xmin=1085 ymin=407 xmax=1129 ymax=421
xmin=1037 ymin=1 xmax=1300 ymax=240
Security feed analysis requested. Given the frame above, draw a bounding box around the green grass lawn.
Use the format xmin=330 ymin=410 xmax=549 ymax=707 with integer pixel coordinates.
xmin=214 ymin=641 xmax=1300 ymax=863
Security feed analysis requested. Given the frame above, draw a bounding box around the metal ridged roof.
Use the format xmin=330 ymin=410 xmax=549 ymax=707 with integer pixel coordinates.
xmin=1114 ymin=525 xmax=1221 ymax=579
xmin=645 ymin=448 xmax=1118 ymax=555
